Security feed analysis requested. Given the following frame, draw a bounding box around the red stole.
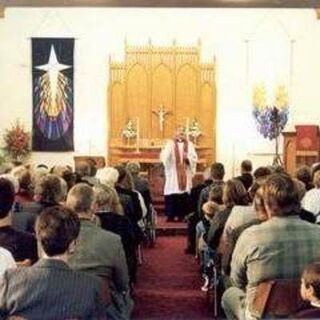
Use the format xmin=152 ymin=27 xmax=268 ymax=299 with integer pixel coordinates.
xmin=174 ymin=138 xmax=188 ymax=191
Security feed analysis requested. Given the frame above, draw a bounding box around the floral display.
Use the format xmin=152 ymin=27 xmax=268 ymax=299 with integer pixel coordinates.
xmin=252 ymin=84 xmax=289 ymax=140
xmin=189 ymin=118 xmax=202 ymax=139
xmin=122 ymin=120 xmax=137 ymax=139
xmin=3 ymin=121 xmax=30 ymax=161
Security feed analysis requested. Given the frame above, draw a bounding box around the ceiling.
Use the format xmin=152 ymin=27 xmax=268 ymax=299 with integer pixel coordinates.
xmin=0 ymin=0 xmax=319 ymax=8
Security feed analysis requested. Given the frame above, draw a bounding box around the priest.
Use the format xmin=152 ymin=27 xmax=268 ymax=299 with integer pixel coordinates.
xmin=160 ymin=126 xmax=198 ymax=222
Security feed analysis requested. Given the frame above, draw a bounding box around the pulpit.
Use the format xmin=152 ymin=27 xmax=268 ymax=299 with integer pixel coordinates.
xmin=283 ymin=125 xmax=320 ymax=174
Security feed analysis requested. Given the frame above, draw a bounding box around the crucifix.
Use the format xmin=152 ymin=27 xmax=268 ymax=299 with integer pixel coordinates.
xmin=152 ymin=105 xmax=171 ymax=132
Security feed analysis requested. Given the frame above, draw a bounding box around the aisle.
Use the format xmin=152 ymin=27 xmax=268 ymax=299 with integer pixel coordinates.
xmin=133 ymin=236 xmax=212 ymax=319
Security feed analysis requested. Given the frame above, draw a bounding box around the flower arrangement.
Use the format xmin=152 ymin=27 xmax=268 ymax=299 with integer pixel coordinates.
xmin=122 ymin=120 xmax=137 ymax=139
xmin=252 ymin=84 xmax=289 ymax=140
xmin=3 ymin=121 xmax=30 ymax=161
xmin=189 ymin=118 xmax=202 ymax=139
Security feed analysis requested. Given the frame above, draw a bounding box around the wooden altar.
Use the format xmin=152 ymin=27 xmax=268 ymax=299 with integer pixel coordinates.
xmin=107 ymin=41 xmax=216 ymax=205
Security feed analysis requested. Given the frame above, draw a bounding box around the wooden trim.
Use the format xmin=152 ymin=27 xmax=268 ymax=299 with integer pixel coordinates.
xmin=1 ymin=0 xmax=318 ymax=8
xmin=0 ymin=5 xmax=5 ymax=18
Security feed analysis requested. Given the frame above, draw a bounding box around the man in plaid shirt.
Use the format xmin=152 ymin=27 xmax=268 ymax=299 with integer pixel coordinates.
xmin=222 ymin=174 xmax=320 ymax=320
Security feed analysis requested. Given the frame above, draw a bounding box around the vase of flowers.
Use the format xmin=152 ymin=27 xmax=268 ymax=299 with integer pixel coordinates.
xmin=3 ymin=121 xmax=31 ymax=163
xmin=122 ymin=120 xmax=137 ymax=145
xmin=188 ymin=118 xmax=202 ymax=144
xmin=252 ymin=84 xmax=289 ymax=165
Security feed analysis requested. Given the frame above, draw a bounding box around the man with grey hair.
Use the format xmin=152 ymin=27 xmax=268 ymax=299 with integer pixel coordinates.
xmin=66 ymin=183 xmax=132 ymax=320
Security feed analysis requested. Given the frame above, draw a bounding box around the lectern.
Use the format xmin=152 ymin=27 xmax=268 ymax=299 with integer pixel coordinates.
xmin=282 ymin=125 xmax=320 ymax=175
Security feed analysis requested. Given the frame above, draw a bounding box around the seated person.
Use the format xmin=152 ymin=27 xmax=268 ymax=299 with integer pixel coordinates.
xmin=302 ymin=170 xmax=320 ymax=223
xmin=66 ymin=183 xmax=133 ymax=319
xmin=92 ymin=184 xmax=138 ymax=284
xmin=222 ymin=174 xmax=320 ymax=320
xmin=296 ymin=262 xmax=320 ymax=319
xmin=196 ymin=201 xmax=220 ymax=291
xmin=0 ymin=178 xmax=37 ymax=263
xmin=295 ymin=165 xmax=314 ymax=191
xmin=221 ymin=182 xmax=267 ymax=276
xmin=235 ymin=160 xmax=253 ymax=191
xmin=0 ymin=247 xmax=16 ymax=276
xmin=205 ymin=179 xmax=250 ymax=252
xmin=12 ymin=174 xmax=63 ymax=234
xmin=0 ymin=206 xmax=105 ymax=319
xmin=11 ymin=165 xmax=33 ymax=205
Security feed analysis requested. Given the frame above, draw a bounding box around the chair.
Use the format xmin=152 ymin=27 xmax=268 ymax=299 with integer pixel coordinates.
xmin=251 ymin=279 xmax=308 ymax=318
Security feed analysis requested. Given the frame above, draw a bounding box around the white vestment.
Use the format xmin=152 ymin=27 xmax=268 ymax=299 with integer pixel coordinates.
xmin=160 ymin=139 xmax=198 ymax=195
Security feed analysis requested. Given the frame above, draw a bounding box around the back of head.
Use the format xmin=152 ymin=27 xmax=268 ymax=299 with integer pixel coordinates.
xmin=202 ymin=201 xmax=220 ymax=219
xmin=241 ymin=160 xmax=252 ymax=173
xmin=11 ymin=166 xmax=32 ymax=191
xmin=223 ymin=179 xmax=249 ymax=208
xmin=115 ymin=165 xmax=133 ymax=190
xmin=0 ymin=178 xmax=15 ymax=219
xmin=75 ymin=161 xmax=90 ymax=178
xmin=292 ymin=178 xmax=307 ymax=201
xmin=253 ymin=185 xmax=268 ymax=221
xmin=210 ymin=162 xmax=225 ymax=181
xmin=96 ymin=167 xmax=119 ymax=188
xmin=93 ymin=184 xmax=123 ymax=215
xmin=249 ymin=176 xmax=268 ymax=201
xmin=313 ymin=171 xmax=320 ymax=189
xmin=36 ymin=206 xmax=80 ymax=257
xmin=263 ymin=174 xmax=300 ymax=217
xmin=126 ymin=162 xmax=141 ymax=177
xmin=0 ymin=174 xmax=19 ymax=194
xmin=34 ymin=174 xmax=62 ymax=204
xmin=295 ymin=165 xmax=312 ymax=187
xmin=312 ymin=163 xmax=320 ymax=180
xmin=209 ymin=184 xmax=223 ymax=205
xmin=302 ymin=262 xmax=320 ymax=300
xmin=253 ymin=166 xmax=272 ymax=180
xmin=66 ymin=183 xmax=93 ymax=214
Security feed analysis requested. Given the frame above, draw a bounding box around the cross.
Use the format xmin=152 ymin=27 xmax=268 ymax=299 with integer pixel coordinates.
xmin=152 ymin=105 xmax=171 ymax=132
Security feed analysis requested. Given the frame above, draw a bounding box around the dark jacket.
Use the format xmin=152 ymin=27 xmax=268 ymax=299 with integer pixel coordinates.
xmin=0 ymin=259 xmax=105 ymax=319
xmin=0 ymin=226 xmax=38 ymax=262
xmin=96 ymin=211 xmax=137 ymax=283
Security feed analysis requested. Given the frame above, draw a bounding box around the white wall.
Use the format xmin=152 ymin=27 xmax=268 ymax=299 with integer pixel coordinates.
xmin=0 ymin=8 xmax=320 ymax=177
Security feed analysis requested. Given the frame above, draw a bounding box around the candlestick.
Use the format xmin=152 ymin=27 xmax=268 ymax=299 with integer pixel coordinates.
xmin=136 ymin=117 xmax=140 ymax=153
xmin=186 ymin=118 xmax=190 ymax=139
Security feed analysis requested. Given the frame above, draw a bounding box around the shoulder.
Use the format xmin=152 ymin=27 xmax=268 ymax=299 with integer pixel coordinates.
xmin=99 ymin=228 xmax=122 ymax=243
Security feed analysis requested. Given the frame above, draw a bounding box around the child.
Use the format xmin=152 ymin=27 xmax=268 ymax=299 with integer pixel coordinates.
xmin=296 ymin=262 xmax=320 ymax=318
xmin=196 ymin=201 xmax=220 ymax=291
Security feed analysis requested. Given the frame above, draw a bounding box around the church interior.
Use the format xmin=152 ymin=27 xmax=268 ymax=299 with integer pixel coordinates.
xmin=1 ymin=1 xmax=320 ymax=319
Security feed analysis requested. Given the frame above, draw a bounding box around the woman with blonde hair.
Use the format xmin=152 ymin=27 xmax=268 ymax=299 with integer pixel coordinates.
xmin=92 ymin=184 xmax=138 ymax=284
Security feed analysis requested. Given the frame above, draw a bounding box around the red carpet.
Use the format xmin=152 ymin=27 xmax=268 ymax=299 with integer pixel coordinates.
xmin=133 ymin=236 xmax=213 ymax=319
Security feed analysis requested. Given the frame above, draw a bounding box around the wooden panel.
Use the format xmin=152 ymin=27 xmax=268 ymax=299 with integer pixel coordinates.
xmin=285 ymin=138 xmax=296 ymax=175
xmin=110 ymin=82 xmax=125 ymax=138
xmin=176 ymin=64 xmax=197 ymax=126
xmin=126 ymin=64 xmax=149 ymax=138
xmin=200 ymin=82 xmax=214 ymax=147
xmin=151 ymin=64 xmax=174 ymax=139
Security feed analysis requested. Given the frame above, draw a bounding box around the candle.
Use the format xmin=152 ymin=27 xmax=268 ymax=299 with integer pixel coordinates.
xmin=136 ymin=117 xmax=140 ymax=152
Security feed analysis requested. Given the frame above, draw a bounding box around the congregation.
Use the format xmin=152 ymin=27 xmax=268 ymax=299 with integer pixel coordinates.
xmin=1 ymin=159 xmax=320 ymax=319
